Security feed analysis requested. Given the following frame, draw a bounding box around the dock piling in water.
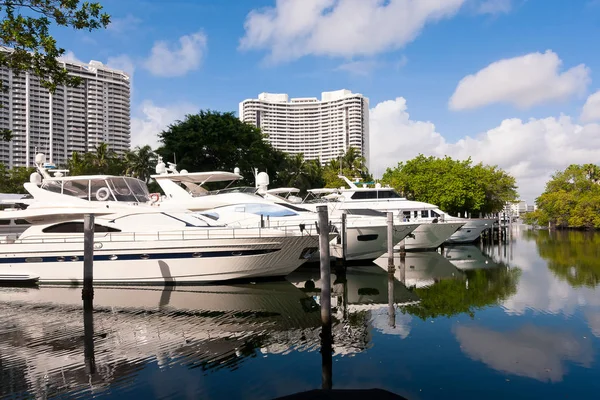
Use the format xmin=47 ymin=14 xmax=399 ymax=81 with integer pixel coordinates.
xmin=82 ymin=214 xmax=94 ymax=300
xmin=387 ymin=212 xmax=394 ymax=269
xmin=341 ymin=212 xmax=347 ymax=262
xmin=317 ymin=206 xmax=331 ymax=328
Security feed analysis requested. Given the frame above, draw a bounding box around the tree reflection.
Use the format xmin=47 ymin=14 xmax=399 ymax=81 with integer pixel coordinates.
xmin=401 ymin=266 xmax=520 ymax=320
xmin=527 ymin=229 xmax=600 ymax=288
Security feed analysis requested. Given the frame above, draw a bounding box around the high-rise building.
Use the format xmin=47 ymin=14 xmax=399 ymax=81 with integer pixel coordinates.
xmin=0 ymin=57 xmax=130 ymax=168
xmin=239 ymin=89 xmax=369 ymax=167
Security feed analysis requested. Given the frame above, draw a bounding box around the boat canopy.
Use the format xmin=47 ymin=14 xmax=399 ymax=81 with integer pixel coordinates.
xmin=41 ymin=176 xmax=151 ymax=203
xmin=266 ymin=188 xmax=301 ymax=195
xmin=151 ymin=171 xmax=242 ymax=184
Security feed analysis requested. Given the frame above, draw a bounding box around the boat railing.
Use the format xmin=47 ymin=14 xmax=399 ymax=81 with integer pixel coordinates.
xmin=0 ymin=225 xmax=309 ymax=245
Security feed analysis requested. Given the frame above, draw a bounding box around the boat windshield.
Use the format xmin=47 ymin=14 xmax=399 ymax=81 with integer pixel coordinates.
xmin=214 ymin=203 xmax=299 ymax=217
xmin=42 ymin=177 xmax=151 ymax=203
xmin=207 ymin=186 xmax=257 ymax=196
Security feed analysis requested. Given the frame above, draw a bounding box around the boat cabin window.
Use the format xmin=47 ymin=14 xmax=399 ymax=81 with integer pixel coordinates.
xmin=107 ymin=177 xmax=150 ymax=203
xmin=215 ymin=203 xmax=298 ymax=217
xmin=42 ymin=222 xmax=121 ymax=233
xmin=0 ymin=220 xmax=10 ymax=225
xmin=14 ymin=219 xmax=29 ymax=225
xmin=402 ymin=211 xmax=411 ymax=220
xmin=421 ymin=210 xmax=429 ymax=218
xmin=431 ymin=210 xmax=441 ymax=218
xmin=350 ymin=190 xmax=402 ymax=200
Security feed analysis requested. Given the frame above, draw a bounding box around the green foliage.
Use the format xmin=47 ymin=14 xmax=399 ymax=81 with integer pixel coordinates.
xmin=528 ymin=164 xmax=600 ymax=229
xmin=124 ymin=145 xmax=156 ymax=183
xmin=381 ymin=154 xmax=517 ymax=215
xmin=401 ymin=266 xmax=521 ymax=320
xmin=0 ymin=1 xmax=110 ymax=93
xmin=277 ymin=153 xmax=324 ymax=194
xmin=66 ymin=143 xmax=125 ymax=176
xmin=322 ymin=147 xmax=372 ymax=188
xmin=157 ymin=110 xmax=292 ymax=187
xmin=1 ymin=128 xmax=13 ymax=142
xmin=526 ymin=229 xmax=600 ymax=288
xmin=0 ymin=163 xmax=36 ymax=193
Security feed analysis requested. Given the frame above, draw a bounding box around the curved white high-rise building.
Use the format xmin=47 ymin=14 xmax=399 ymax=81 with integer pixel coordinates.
xmin=239 ymin=89 xmax=369 ymax=168
xmin=0 ymin=56 xmax=130 ymax=168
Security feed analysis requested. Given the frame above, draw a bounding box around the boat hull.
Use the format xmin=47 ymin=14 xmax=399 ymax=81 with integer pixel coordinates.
xmin=0 ymin=235 xmax=318 ymax=284
xmin=403 ymin=222 xmax=464 ymax=251
xmin=445 ymin=219 xmax=495 ymax=243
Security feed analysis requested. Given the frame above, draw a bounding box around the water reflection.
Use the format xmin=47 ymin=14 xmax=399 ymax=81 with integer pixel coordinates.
xmin=454 ymin=324 xmax=594 ymax=382
xmin=373 ymin=249 xmax=521 ymax=320
xmin=0 ymin=283 xmax=326 ymax=398
xmin=526 ymin=229 xmax=600 ymax=288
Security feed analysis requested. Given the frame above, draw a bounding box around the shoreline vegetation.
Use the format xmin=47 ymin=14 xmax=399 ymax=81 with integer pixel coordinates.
xmin=524 ymin=164 xmax=600 ymax=230
xmin=2 ymin=110 xmax=518 ymax=215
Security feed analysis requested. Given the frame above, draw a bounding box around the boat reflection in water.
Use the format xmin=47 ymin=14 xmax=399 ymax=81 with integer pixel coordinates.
xmin=0 ymin=282 xmax=331 ymax=398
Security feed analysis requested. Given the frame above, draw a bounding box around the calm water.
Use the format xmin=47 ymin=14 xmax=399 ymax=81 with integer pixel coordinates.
xmin=2 ymin=225 xmax=600 ymax=399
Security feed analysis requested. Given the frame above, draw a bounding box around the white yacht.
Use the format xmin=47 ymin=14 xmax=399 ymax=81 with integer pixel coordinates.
xmin=290 ymin=176 xmax=494 ymax=248
xmin=151 ymin=164 xmax=419 ymax=262
xmin=0 ymin=161 xmax=324 ymax=284
xmin=0 ymin=207 xmax=323 ymax=284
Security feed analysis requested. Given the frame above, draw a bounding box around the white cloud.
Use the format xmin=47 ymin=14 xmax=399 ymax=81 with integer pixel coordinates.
xmin=58 ymin=50 xmax=83 ymax=64
xmin=107 ymin=14 xmax=142 ymax=34
xmin=240 ymin=0 xmax=465 ymax=63
xmin=106 ymin=55 xmax=135 ymax=77
xmin=369 ymin=97 xmax=600 ymax=202
xmin=130 ymin=101 xmax=198 ymax=149
xmin=581 ymin=90 xmax=600 ymax=123
xmin=143 ymin=31 xmax=207 ymax=77
xmin=476 ymin=0 xmax=512 ymax=15
xmin=449 ymin=50 xmax=590 ymax=110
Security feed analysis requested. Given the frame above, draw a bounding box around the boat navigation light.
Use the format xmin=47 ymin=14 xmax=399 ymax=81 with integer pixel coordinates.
xmin=234 ymin=167 xmax=240 ymax=175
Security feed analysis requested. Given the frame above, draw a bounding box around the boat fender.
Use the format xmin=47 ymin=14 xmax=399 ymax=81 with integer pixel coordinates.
xmin=150 ymin=193 xmax=161 ymax=203
xmin=96 ymin=187 xmax=110 ymax=201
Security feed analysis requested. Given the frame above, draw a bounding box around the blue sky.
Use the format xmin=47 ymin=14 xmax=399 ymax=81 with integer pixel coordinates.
xmin=54 ymin=0 xmax=600 ymax=201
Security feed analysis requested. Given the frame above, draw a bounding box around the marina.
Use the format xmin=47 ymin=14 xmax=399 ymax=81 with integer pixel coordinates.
xmin=1 ymin=226 xmax=600 ymax=399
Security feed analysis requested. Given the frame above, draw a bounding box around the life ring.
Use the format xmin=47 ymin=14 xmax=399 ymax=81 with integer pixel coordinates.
xmin=150 ymin=193 xmax=161 ymax=203
xmin=95 ymin=187 xmax=110 ymax=201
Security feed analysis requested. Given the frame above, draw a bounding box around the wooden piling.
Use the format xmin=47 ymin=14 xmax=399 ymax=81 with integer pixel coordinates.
xmin=388 ymin=268 xmax=395 ymax=328
xmin=317 ymin=205 xmax=332 ymax=390
xmin=387 ymin=212 xmax=394 ymax=269
xmin=82 ymin=214 xmax=94 ymax=300
xmin=317 ymin=206 xmax=331 ymax=328
xmin=341 ymin=212 xmax=347 ymax=263
xmin=83 ymin=295 xmax=96 ymax=375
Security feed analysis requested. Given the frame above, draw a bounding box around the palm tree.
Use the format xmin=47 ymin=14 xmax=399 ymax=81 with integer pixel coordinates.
xmin=125 ymin=145 xmax=156 ymax=183
xmin=91 ymin=143 xmax=114 ymax=170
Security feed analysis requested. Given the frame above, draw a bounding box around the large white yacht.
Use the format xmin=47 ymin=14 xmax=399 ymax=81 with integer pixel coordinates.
xmin=0 ymin=206 xmax=323 ymax=284
xmin=0 ymin=159 xmax=324 ymax=284
xmin=288 ymin=176 xmax=494 ymax=248
xmin=151 ymin=162 xmax=419 ymax=262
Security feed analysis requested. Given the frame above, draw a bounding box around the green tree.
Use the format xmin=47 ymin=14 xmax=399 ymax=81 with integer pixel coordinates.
xmin=0 ymin=164 xmax=36 ymax=193
xmin=402 ymin=266 xmax=521 ymax=319
xmin=156 ymin=110 xmax=290 ymax=187
xmin=381 ymin=155 xmax=517 ymax=215
xmin=124 ymin=145 xmax=156 ymax=183
xmin=0 ymin=1 xmax=110 ymax=93
xmin=528 ymin=164 xmax=600 ymax=229
xmin=278 ymin=153 xmax=324 ymax=194
xmin=322 ymin=148 xmax=373 ymax=188
xmin=65 ymin=143 xmax=125 ymax=176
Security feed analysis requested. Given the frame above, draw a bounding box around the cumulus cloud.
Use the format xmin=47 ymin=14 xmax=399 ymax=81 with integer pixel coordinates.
xmin=106 ymin=55 xmax=135 ymax=77
xmin=449 ymin=50 xmax=590 ymax=110
xmin=143 ymin=31 xmax=207 ymax=77
xmin=581 ymin=90 xmax=600 ymax=123
xmin=454 ymin=324 xmax=593 ymax=382
xmin=240 ymin=0 xmax=465 ymax=63
xmin=369 ymin=97 xmax=600 ymax=202
xmin=130 ymin=101 xmax=198 ymax=149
